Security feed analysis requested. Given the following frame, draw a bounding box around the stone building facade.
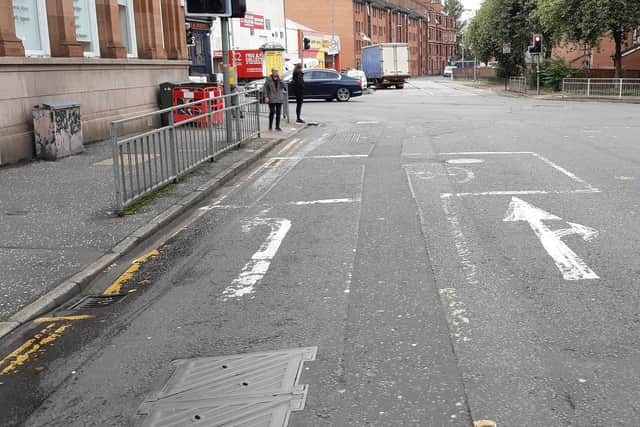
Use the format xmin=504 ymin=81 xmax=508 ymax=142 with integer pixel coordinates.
xmin=0 ymin=0 xmax=190 ymax=165
xmin=286 ymin=0 xmax=456 ymax=76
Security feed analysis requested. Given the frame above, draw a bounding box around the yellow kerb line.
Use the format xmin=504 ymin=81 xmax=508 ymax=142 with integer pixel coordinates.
xmin=0 ymin=323 xmax=70 ymax=376
xmin=103 ymin=249 xmax=159 ymax=296
xmin=33 ymin=315 xmax=95 ymax=323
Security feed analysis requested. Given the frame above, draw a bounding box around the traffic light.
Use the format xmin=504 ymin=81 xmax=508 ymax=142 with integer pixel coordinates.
xmin=184 ymin=0 xmax=231 ymax=17
xmin=303 ymin=37 xmax=311 ymax=50
xmin=231 ymin=0 xmax=246 ymax=18
xmin=186 ymin=25 xmax=195 ymax=46
xmin=531 ymin=34 xmax=542 ymax=54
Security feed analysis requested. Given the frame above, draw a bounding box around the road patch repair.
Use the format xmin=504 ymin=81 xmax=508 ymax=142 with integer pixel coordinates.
xmin=137 ymin=347 xmax=317 ymax=426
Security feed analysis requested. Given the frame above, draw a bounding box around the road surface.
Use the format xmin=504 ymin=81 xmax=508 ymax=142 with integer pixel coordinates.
xmin=2 ymin=78 xmax=640 ymax=426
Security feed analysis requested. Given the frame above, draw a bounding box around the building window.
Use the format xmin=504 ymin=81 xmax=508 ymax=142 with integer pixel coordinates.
xmin=118 ymin=0 xmax=137 ymax=57
xmin=73 ymin=0 xmax=101 ymax=56
xmin=12 ymin=0 xmax=50 ymax=56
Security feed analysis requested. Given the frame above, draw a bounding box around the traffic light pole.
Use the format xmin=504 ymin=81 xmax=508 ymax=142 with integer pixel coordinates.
xmin=299 ymin=31 xmax=304 ymax=67
xmin=536 ymin=54 xmax=540 ymax=95
xmin=221 ymin=17 xmax=234 ymax=145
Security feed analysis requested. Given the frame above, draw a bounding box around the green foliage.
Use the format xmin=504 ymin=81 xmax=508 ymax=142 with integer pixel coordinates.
xmin=538 ymin=0 xmax=640 ymax=76
xmin=464 ymin=0 xmax=539 ymax=74
xmin=444 ymin=0 xmax=465 ymax=60
xmin=542 ymin=58 xmax=573 ymax=91
xmin=443 ymin=0 xmax=464 ymax=20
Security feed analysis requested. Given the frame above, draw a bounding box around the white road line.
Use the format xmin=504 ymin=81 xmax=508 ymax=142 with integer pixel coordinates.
xmin=439 ymin=151 xmax=535 ymax=155
xmin=440 ymin=151 xmax=594 ymax=187
xmin=222 ymin=218 xmax=292 ymax=300
xmin=440 ymin=188 xmax=601 ymax=198
xmin=405 ymin=168 xmax=473 ymax=343
xmin=530 ymin=152 xmax=590 ymax=185
xmin=270 ymin=154 xmax=369 ymax=160
xmin=344 ymin=165 xmax=366 ymax=295
xmin=290 ymin=198 xmax=359 ymax=206
xmin=277 ymin=138 xmax=301 ymax=154
xmin=504 ymin=197 xmax=599 ymax=280
xmin=439 ymin=196 xmax=474 ymax=343
xmin=200 ymin=198 xmax=360 ymax=210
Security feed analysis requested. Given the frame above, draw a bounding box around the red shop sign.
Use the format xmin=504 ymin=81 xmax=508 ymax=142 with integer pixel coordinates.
xmin=230 ymin=50 xmax=264 ymax=79
xmin=240 ymin=13 xmax=265 ymax=30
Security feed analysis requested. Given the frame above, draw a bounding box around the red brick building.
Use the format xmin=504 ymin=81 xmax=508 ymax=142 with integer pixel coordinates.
xmin=553 ymin=30 xmax=640 ymax=75
xmin=286 ymin=0 xmax=456 ymax=76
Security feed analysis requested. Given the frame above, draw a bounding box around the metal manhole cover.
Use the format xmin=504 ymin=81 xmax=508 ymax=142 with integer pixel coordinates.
xmin=4 ymin=210 xmax=29 ymax=216
xmin=69 ymin=294 xmax=127 ymax=310
xmin=333 ymin=132 xmax=361 ymax=144
xmin=138 ymin=347 xmax=317 ymax=427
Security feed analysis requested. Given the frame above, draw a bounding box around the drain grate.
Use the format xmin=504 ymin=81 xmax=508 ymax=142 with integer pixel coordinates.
xmin=138 ymin=347 xmax=317 ymax=427
xmin=69 ymin=294 xmax=127 ymax=310
xmin=333 ymin=132 xmax=361 ymax=144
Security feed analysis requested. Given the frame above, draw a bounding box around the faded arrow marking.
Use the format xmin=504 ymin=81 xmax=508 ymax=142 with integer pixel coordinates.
xmin=504 ymin=197 xmax=599 ymax=281
xmin=222 ymin=218 xmax=292 ymax=300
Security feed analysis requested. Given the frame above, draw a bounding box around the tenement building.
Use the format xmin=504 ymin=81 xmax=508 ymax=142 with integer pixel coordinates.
xmin=285 ymin=0 xmax=456 ymax=76
xmin=0 ymin=0 xmax=189 ymax=165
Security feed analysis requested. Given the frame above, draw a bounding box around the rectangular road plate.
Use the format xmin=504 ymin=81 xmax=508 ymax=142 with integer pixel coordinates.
xmin=138 ymin=347 xmax=317 ymax=427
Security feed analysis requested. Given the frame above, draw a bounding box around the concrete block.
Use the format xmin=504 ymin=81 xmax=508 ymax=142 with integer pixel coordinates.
xmin=175 ymin=190 xmax=206 ymax=208
xmin=9 ymin=281 xmax=80 ymax=324
xmin=111 ymin=236 xmax=140 ymax=255
xmin=0 ymin=322 xmax=20 ymax=340
xmin=68 ymin=252 xmax=121 ymax=288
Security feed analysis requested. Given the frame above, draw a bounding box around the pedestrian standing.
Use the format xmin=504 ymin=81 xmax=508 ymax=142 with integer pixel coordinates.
xmin=292 ymin=63 xmax=305 ymax=123
xmin=263 ymin=67 xmax=285 ymax=131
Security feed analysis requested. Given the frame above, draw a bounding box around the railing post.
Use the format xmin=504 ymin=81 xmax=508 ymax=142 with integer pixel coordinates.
xmin=587 ymin=78 xmax=591 ymax=97
xmin=234 ymin=90 xmax=242 ymax=144
xmin=207 ymin=97 xmax=215 ymax=161
xmin=168 ymin=107 xmax=179 ymax=183
xmin=562 ymin=79 xmax=565 ymax=97
xmin=111 ymin=122 xmax=124 ymax=215
xmin=619 ymin=78 xmax=624 ymax=98
xmin=255 ymin=93 xmax=261 ymax=138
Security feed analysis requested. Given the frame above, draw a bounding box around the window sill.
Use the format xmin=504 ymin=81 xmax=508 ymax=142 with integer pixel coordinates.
xmin=0 ymin=57 xmax=191 ymax=66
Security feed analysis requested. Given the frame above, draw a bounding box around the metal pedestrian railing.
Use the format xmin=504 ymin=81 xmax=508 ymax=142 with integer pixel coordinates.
xmin=507 ymin=76 xmax=528 ymax=94
xmin=562 ymin=78 xmax=640 ymax=98
xmin=110 ymin=89 xmax=260 ymax=213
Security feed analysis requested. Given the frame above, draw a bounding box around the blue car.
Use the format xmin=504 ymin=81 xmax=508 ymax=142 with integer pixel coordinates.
xmin=284 ymin=69 xmax=363 ymax=102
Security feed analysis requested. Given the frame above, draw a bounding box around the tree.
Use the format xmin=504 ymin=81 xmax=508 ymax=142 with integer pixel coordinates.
xmin=444 ymin=0 xmax=465 ymax=60
xmin=538 ymin=0 xmax=640 ymax=77
xmin=465 ymin=0 xmax=538 ymax=77
xmin=443 ymin=0 xmax=464 ymax=19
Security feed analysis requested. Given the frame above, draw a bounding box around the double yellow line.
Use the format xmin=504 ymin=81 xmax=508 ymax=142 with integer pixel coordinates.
xmin=0 ymin=250 xmax=159 ymax=377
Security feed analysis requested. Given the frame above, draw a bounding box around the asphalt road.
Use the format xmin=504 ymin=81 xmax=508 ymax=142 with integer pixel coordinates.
xmin=2 ymin=78 xmax=640 ymax=426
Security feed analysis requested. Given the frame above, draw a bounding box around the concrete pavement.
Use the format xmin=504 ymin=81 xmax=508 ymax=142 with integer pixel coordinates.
xmin=2 ymin=78 xmax=640 ymax=426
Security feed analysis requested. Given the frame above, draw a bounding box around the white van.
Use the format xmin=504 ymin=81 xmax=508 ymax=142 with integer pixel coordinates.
xmin=443 ymin=66 xmax=457 ymax=78
xmin=346 ymin=69 xmax=368 ymax=90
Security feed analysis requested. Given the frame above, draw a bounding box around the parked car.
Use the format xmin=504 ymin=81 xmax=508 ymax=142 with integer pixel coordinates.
xmin=345 ymin=69 xmax=368 ymax=90
xmin=283 ymin=69 xmax=363 ymax=102
xmin=443 ymin=65 xmax=457 ymax=78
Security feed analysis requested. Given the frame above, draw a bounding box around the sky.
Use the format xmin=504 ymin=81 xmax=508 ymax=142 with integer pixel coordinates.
xmin=461 ymin=0 xmax=483 ymax=20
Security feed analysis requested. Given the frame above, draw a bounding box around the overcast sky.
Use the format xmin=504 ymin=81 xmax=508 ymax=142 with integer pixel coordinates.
xmin=461 ymin=0 xmax=483 ymax=20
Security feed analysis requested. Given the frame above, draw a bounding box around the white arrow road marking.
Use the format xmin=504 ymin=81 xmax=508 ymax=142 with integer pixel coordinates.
xmin=504 ymin=197 xmax=599 ymax=281
xmin=222 ymin=218 xmax=292 ymax=300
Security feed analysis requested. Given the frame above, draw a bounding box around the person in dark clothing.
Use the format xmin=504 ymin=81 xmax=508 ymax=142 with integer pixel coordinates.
xmin=263 ymin=67 xmax=285 ymax=131
xmin=292 ymin=63 xmax=305 ymax=124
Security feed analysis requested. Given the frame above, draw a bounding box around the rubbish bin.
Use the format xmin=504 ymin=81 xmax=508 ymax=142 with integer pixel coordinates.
xmin=32 ymin=101 xmax=83 ymax=160
xmin=159 ymin=82 xmax=180 ymax=126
